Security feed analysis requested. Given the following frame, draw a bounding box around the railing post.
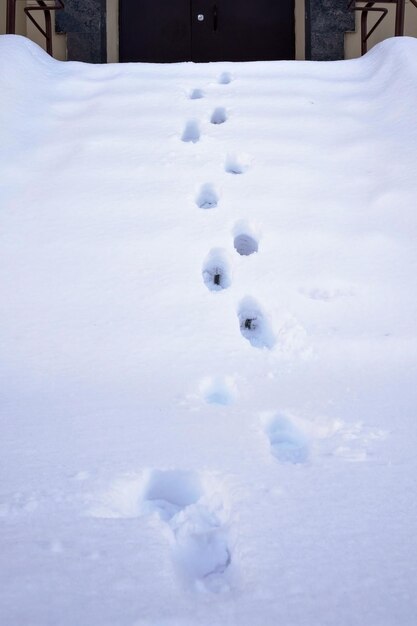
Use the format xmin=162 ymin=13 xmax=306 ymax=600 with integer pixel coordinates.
xmin=395 ymin=0 xmax=406 ymax=36
xmin=6 ymin=0 xmax=16 ymax=34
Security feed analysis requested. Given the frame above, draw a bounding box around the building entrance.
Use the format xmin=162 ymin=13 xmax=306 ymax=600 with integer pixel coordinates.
xmin=119 ymin=0 xmax=295 ymax=62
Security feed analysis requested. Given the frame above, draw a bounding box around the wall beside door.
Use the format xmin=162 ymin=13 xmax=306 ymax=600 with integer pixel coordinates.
xmin=107 ymin=0 xmax=119 ymax=62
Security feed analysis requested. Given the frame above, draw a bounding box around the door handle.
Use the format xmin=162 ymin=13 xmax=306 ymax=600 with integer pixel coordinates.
xmin=213 ymin=5 xmax=218 ymax=31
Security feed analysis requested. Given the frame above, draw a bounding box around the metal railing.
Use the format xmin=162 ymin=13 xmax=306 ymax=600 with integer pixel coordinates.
xmin=348 ymin=0 xmax=417 ymax=55
xmin=6 ymin=0 xmax=64 ymax=56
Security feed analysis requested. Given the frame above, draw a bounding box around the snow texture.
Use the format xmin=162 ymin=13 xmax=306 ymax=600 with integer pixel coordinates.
xmin=1 ymin=34 xmax=417 ymax=626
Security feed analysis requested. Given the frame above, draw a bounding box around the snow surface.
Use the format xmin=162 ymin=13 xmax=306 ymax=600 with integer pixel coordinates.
xmin=1 ymin=34 xmax=417 ymax=625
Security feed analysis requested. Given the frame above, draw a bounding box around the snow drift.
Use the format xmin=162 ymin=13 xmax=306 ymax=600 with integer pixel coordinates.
xmin=1 ymin=34 xmax=417 ymax=626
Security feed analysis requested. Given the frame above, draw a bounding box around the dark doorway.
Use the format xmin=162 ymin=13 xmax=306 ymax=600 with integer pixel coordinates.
xmin=119 ymin=1 xmax=295 ymax=63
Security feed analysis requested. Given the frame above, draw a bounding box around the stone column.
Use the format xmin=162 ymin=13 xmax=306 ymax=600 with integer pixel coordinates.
xmin=305 ymin=0 xmax=355 ymax=60
xmin=56 ymin=0 xmax=107 ymax=63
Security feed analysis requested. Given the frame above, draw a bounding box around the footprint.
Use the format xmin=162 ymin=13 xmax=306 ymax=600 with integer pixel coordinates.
xmin=170 ymin=500 xmax=231 ymax=592
xmin=234 ymin=233 xmax=258 ymax=256
xmin=199 ymin=375 xmax=237 ymax=406
xmin=88 ymin=469 xmax=232 ymax=592
xmin=218 ymin=72 xmax=232 ymax=85
xmin=143 ymin=470 xmax=231 ymax=592
xmin=210 ymin=107 xmax=227 ymax=125
xmin=225 ymin=153 xmax=250 ymax=175
xmin=238 ymin=296 xmax=275 ymax=349
xmin=142 ymin=469 xmax=203 ymax=521
xmin=264 ymin=414 xmax=309 ymax=464
xmin=202 ymin=248 xmax=231 ymax=291
xmin=233 ymin=220 xmax=260 ymax=256
xmin=182 ymin=120 xmax=200 ymax=143
xmin=196 ymin=183 xmax=219 ymax=209
xmin=189 ymin=88 xmax=204 ymax=100
xmin=87 ymin=470 xmax=200 ymax=520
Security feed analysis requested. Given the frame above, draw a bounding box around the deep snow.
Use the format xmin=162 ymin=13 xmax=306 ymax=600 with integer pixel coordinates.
xmin=1 ymin=34 xmax=417 ymax=626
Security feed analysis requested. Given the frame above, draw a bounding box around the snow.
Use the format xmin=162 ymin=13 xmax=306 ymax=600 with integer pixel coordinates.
xmin=1 ymin=33 xmax=417 ymax=625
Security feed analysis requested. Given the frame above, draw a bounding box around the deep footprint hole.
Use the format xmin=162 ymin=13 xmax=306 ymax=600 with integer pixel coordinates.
xmin=203 ymin=249 xmax=231 ymax=291
xmin=238 ymin=297 xmax=275 ymax=349
xmin=244 ymin=318 xmax=255 ymax=329
xmin=203 ymin=264 xmax=230 ymax=292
